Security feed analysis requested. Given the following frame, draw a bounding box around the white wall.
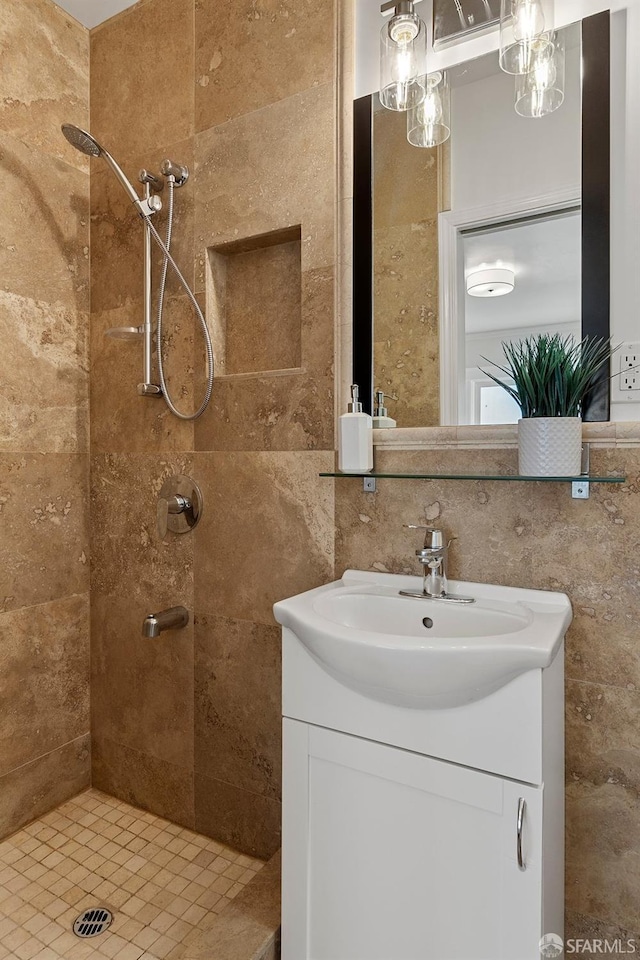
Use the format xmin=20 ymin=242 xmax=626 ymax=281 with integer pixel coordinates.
xmin=450 ymin=46 xmax=581 ymax=210
xmin=466 ymin=322 xmax=581 ymax=370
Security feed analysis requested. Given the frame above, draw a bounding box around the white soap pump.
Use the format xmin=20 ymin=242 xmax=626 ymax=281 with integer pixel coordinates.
xmin=372 ymin=389 xmax=397 ymax=429
xmin=338 ymin=384 xmax=373 ymax=474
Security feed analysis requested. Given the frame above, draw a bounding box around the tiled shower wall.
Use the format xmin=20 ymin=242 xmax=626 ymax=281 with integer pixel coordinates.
xmin=0 ymin=0 xmax=91 ymax=838
xmin=89 ymin=0 xmax=337 ymax=858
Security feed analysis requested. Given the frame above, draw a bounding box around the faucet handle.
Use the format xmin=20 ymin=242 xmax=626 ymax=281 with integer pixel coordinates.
xmin=404 ymin=524 xmax=444 ymax=549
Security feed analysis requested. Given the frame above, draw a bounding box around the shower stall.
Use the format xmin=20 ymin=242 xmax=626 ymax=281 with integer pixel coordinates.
xmin=1 ymin=0 xmax=336 ymax=955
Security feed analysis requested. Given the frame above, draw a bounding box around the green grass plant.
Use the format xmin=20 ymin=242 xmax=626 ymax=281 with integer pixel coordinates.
xmin=481 ymin=334 xmax=614 ymax=418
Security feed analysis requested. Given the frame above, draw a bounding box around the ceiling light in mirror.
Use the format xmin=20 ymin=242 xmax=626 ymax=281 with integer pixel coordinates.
xmin=515 ymin=31 xmax=565 ymax=117
xmin=499 ymin=0 xmax=550 ymax=74
xmin=407 ymin=71 xmax=451 ymax=148
xmin=466 ymin=267 xmax=516 ymax=297
xmin=379 ymin=1 xmax=427 ymax=111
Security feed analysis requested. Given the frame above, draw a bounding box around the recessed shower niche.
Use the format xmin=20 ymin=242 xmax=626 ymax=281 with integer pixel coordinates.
xmin=207 ymin=226 xmax=303 ymax=377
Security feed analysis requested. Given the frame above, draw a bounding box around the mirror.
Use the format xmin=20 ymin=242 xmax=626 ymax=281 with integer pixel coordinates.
xmin=352 ymin=12 xmax=610 ymax=426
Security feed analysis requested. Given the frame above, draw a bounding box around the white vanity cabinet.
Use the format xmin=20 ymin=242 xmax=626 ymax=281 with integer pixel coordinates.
xmin=275 ymin=572 xmax=569 ymax=960
xmin=284 ymin=721 xmax=546 ymax=960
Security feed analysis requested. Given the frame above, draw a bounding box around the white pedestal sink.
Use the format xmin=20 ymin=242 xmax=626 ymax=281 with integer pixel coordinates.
xmin=275 ymin=570 xmax=571 ymax=709
xmin=275 ymin=570 xmax=572 ymax=960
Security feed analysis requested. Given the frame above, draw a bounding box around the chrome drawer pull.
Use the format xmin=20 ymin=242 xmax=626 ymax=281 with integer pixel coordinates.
xmin=517 ymin=797 xmax=526 ymax=871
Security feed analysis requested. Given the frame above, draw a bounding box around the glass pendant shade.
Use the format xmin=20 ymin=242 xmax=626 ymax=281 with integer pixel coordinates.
xmin=407 ymin=71 xmax=450 ymax=148
xmin=515 ymin=31 xmax=565 ymax=118
xmin=499 ymin=0 xmax=550 ymax=75
xmin=379 ymin=9 xmax=427 ymax=111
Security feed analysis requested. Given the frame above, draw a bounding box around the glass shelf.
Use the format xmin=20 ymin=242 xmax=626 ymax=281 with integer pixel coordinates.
xmin=320 ymin=471 xmax=625 ymax=498
xmin=320 ymin=472 xmax=625 ymax=483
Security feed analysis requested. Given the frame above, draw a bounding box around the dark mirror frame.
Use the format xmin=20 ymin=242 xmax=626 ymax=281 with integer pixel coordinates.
xmin=352 ymin=10 xmax=611 ymax=421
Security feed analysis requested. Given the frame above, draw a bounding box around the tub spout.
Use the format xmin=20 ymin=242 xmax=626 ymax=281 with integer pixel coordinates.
xmin=142 ymin=606 xmax=189 ymax=638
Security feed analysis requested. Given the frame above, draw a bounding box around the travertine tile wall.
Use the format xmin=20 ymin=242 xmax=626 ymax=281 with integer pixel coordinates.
xmin=89 ymin=0 xmax=336 ymax=858
xmin=0 ymin=0 xmax=91 ymax=838
xmin=335 ymin=443 xmax=640 ymax=939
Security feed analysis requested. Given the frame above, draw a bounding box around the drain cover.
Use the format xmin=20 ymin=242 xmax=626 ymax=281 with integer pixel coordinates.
xmin=73 ymin=907 xmax=113 ymax=938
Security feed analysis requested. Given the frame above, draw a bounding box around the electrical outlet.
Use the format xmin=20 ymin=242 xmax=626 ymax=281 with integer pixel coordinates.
xmin=618 ymin=342 xmax=640 ymax=393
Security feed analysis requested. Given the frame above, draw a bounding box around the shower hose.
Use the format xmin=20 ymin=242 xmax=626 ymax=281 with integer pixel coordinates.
xmin=144 ymin=181 xmax=214 ymax=420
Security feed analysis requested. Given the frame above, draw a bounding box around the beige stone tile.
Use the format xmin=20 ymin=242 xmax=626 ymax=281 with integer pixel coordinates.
xmin=565 ymin=910 xmax=640 ymax=947
xmin=0 ymin=736 xmax=90 ymax=840
xmin=182 ymin=850 xmax=279 ymax=960
xmin=0 ymin=292 xmax=88 ymax=454
xmin=194 ymin=0 xmax=335 ymax=130
xmin=0 ymin=0 xmax=89 ymax=172
xmin=567 ymin=780 xmax=640 ymax=933
xmin=195 ymin=371 xmax=334 ymax=453
xmin=194 ymin=83 xmax=335 ymax=278
xmin=566 ymin=681 xmax=640 ymax=790
xmin=90 ymin=453 xmax=194 ymax=606
xmin=0 ymin=133 xmax=89 ymax=311
xmin=193 ymin=451 xmax=335 ymax=625
xmin=194 ymin=774 xmax=280 ymax=862
xmin=90 ymin=0 xmax=194 ymax=161
xmin=92 ymin=738 xmax=194 ymax=832
xmin=0 ymin=596 xmax=89 ymax=780
xmin=0 ymin=454 xmax=89 ymax=613
xmin=91 ymin=592 xmax=193 ymax=769
xmin=194 ymin=616 xmax=281 ymax=802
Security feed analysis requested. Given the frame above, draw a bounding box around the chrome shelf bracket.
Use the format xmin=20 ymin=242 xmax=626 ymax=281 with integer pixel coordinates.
xmin=572 ymin=443 xmax=591 ymax=499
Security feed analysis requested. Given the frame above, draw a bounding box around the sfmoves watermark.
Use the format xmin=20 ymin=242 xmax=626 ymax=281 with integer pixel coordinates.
xmin=540 ymin=934 xmax=637 ymax=956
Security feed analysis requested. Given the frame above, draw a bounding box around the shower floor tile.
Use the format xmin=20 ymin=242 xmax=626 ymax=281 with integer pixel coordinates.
xmin=0 ymin=789 xmax=264 ymax=959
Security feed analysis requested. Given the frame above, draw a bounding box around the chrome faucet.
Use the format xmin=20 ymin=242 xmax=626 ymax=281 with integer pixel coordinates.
xmin=399 ymin=525 xmax=474 ymax=603
xmin=142 ymin=605 xmax=189 ymax=638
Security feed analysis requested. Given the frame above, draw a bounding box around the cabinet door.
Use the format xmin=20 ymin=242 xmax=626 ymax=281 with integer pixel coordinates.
xmin=282 ymin=719 xmax=544 ymax=960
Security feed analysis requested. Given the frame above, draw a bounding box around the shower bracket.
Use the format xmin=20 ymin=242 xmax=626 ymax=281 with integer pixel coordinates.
xmin=136 ymin=195 xmax=163 ymax=219
xmin=161 ymin=159 xmax=189 ymax=187
xmin=138 ymin=382 xmax=163 ymax=397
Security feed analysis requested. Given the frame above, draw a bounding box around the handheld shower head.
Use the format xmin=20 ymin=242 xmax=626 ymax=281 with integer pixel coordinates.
xmin=61 ymin=123 xmax=141 ymax=205
xmin=61 ymin=123 xmax=102 ymax=157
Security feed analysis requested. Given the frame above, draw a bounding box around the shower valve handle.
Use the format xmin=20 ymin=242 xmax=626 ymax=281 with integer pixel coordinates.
xmin=156 ymin=475 xmax=203 ymax=540
xmin=157 ymin=494 xmax=192 ymax=540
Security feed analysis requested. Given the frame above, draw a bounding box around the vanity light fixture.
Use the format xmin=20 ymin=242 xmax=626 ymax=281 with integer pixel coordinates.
xmin=499 ymin=0 xmax=551 ymax=75
xmin=379 ymin=0 xmax=427 ymax=112
xmin=407 ymin=71 xmax=451 ymax=148
xmin=515 ymin=30 xmax=565 ymax=117
xmin=466 ymin=267 xmax=515 ymax=297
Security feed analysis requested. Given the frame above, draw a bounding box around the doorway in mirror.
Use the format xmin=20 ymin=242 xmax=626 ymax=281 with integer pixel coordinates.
xmin=458 ymin=206 xmax=581 ymax=425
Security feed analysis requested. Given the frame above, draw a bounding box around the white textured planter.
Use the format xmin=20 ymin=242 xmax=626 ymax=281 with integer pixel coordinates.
xmin=518 ymin=417 xmax=583 ymax=477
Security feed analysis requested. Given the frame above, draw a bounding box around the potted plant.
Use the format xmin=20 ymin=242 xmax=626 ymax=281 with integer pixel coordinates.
xmin=482 ymin=333 xmax=613 ymax=477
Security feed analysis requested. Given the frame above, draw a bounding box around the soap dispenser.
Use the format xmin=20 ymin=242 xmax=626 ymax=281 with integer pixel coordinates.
xmin=338 ymin=384 xmax=373 ymax=474
xmin=372 ymin=389 xmax=397 ymax=429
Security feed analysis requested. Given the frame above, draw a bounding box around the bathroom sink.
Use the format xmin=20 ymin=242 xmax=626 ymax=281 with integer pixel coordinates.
xmin=274 ymin=570 xmax=572 ymax=708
